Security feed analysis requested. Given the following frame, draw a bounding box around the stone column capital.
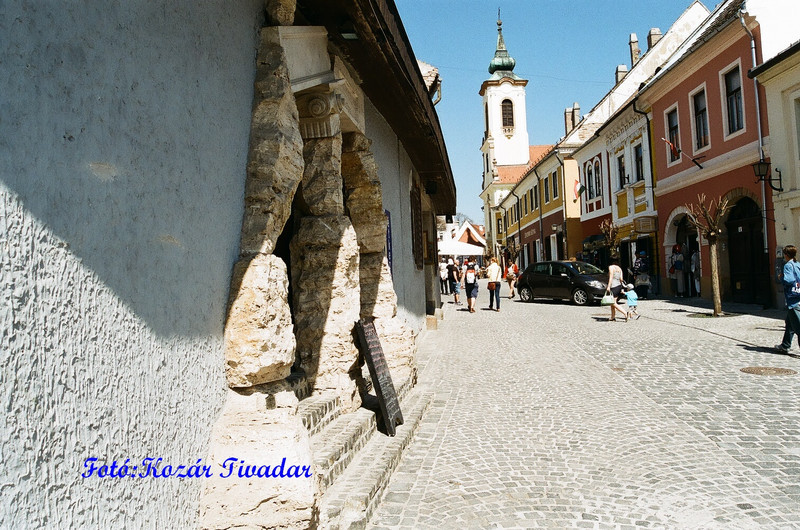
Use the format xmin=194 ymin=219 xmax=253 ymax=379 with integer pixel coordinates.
xmin=297 ymin=89 xmax=345 ymax=139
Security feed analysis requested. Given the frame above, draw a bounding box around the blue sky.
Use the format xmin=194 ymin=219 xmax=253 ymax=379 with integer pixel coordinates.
xmin=394 ymin=0 xmax=710 ymax=223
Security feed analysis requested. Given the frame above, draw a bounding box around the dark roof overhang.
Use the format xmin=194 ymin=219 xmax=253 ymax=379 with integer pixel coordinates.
xmin=297 ymin=0 xmax=456 ymax=214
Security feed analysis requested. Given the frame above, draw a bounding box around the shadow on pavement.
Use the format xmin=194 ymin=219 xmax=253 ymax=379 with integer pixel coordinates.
xmin=740 ymin=344 xmax=800 ymax=359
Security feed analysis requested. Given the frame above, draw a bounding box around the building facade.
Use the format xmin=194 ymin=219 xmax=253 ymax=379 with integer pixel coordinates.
xmin=1 ymin=0 xmax=455 ymax=527
xmin=638 ymin=0 xmax=775 ymax=304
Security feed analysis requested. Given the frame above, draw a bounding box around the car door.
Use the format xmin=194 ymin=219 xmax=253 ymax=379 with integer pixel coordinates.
xmin=527 ymin=262 xmax=551 ymax=296
xmin=547 ymin=263 xmax=571 ymax=298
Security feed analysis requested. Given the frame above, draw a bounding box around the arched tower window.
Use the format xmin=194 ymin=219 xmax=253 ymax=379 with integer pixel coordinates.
xmin=501 ymin=99 xmax=514 ymax=127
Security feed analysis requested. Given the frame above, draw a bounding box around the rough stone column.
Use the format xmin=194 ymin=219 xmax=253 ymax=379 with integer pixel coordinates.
xmin=291 ymin=215 xmax=361 ymax=410
xmin=291 ymin=89 xmax=362 ymax=412
xmin=201 ymin=12 xmax=315 ymax=528
xmin=342 ymin=132 xmax=417 ymax=387
xmin=225 ymin=26 xmax=304 ymax=388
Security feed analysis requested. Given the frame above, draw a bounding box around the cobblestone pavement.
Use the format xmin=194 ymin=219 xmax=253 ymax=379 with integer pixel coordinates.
xmin=368 ymin=280 xmax=800 ymax=529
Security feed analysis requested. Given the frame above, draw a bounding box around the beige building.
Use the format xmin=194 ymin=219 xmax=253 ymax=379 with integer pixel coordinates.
xmin=751 ymin=41 xmax=800 ymax=262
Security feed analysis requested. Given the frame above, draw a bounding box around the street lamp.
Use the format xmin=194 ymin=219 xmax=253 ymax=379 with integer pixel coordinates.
xmin=751 ymin=159 xmax=783 ymax=192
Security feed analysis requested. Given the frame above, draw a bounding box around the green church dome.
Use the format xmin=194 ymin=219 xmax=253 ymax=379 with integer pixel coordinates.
xmin=488 ymin=18 xmax=516 ymax=75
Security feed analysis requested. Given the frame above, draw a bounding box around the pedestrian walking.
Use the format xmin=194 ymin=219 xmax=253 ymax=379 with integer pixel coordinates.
xmin=486 ymin=257 xmax=502 ymax=311
xmin=464 ymin=257 xmax=479 ymax=313
xmin=447 ymin=259 xmax=462 ymax=306
xmin=775 ymin=245 xmax=800 ymax=353
xmin=505 ymin=260 xmax=519 ymax=299
xmin=604 ymin=257 xmax=628 ymax=322
xmin=623 ymin=283 xmax=640 ymax=320
xmin=439 ymin=258 xmax=449 ymax=295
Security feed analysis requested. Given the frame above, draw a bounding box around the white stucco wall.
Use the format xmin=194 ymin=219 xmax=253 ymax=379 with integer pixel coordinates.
xmin=364 ymin=100 xmax=427 ymax=331
xmin=0 ymin=1 xmax=263 ymax=527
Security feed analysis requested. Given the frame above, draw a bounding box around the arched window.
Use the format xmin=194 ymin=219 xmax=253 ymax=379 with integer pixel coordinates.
xmin=586 ymin=164 xmax=594 ymax=199
xmin=594 ymin=161 xmax=602 ymax=197
xmin=501 ymin=99 xmax=514 ymax=127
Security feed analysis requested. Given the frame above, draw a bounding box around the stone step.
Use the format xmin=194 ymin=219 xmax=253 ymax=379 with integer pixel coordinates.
xmin=310 ymin=405 xmax=377 ymax=493
xmin=308 ymin=370 xmax=417 ymax=493
xmin=316 ymin=387 xmax=434 ymax=530
xmin=298 ymin=391 xmax=341 ymax=437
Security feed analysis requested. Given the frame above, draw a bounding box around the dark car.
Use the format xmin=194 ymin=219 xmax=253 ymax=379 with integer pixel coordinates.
xmin=516 ymin=260 xmax=608 ymax=305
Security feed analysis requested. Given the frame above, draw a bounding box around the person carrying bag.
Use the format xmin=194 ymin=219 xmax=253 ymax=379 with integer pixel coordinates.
xmin=486 ymin=257 xmax=502 ymax=311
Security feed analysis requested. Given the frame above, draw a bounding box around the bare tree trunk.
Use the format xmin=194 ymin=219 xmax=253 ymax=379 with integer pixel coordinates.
xmin=709 ymin=238 xmax=723 ymax=316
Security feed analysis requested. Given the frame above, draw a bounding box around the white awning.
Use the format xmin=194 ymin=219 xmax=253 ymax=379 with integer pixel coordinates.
xmin=437 ymin=240 xmax=486 ymax=257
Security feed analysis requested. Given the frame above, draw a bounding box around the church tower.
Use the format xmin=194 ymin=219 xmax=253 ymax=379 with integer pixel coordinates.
xmin=479 ymin=15 xmax=530 ymax=188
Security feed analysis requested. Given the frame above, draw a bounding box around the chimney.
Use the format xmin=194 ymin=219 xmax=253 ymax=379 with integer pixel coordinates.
xmin=615 ymin=64 xmax=628 ymax=84
xmin=564 ymin=107 xmax=573 ymax=135
xmin=629 ymin=33 xmax=640 ymax=66
xmin=647 ymin=28 xmax=662 ymax=49
xmin=565 ymin=102 xmax=580 ymax=135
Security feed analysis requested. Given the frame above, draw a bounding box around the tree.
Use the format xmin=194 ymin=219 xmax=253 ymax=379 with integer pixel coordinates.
xmin=454 ymin=212 xmax=473 ymax=225
xmin=685 ymin=194 xmax=730 ymax=316
xmin=598 ymin=219 xmax=620 ymax=259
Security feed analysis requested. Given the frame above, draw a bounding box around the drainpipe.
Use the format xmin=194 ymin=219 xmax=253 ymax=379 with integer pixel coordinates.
xmin=740 ymin=6 xmax=768 ymax=255
xmin=555 ymin=151 xmax=568 ymax=259
xmin=533 ymin=167 xmax=544 ymax=261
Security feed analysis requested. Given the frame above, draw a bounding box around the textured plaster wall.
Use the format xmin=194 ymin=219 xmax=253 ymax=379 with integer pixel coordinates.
xmin=0 ymin=0 xmax=263 ymax=527
xmin=364 ymin=100 xmax=427 ymax=331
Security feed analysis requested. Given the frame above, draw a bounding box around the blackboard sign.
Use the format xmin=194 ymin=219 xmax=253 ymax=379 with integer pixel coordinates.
xmin=355 ymin=318 xmax=404 ymax=436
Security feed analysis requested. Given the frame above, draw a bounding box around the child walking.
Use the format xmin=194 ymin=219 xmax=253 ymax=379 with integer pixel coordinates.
xmin=624 ymin=283 xmax=640 ymax=320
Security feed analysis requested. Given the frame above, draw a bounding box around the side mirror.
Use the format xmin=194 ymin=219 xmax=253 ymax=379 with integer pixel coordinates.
xmin=560 ymin=273 xmax=568 ymax=277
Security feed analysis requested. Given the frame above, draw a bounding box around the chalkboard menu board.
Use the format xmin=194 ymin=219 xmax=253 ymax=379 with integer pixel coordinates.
xmin=355 ymin=318 xmax=404 ymax=436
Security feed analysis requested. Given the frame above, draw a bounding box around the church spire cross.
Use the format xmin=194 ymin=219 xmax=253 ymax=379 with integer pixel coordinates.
xmin=488 ymin=11 xmax=515 ymax=74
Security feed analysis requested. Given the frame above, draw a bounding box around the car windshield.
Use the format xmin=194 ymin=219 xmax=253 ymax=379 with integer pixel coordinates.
xmin=568 ymin=261 xmax=604 ymax=275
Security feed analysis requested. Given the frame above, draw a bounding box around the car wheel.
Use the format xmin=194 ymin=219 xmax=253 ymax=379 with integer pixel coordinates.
xmin=519 ymin=286 xmax=533 ymax=302
xmin=572 ymin=288 xmax=589 ymax=306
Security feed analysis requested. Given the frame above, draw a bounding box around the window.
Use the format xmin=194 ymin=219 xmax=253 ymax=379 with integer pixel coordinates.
xmin=551 ymin=170 xmax=559 ymax=199
xmin=586 ymin=164 xmax=594 ymax=199
xmin=497 ymin=217 xmax=503 ymax=234
xmin=667 ymin=108 xmax=680 ymax=162
xmin=692 ymin=89 xmax=709 ymax=149
xmin=724 ymin=66 xmax=743 ymax=134
xmin=617 ymin=154 xmax=626 ymax=188
xmin=543 ymin=176 xmax=550 ymax=203
xmin=523 ymin=194 xmax=528 ymax=215
xmin=634 ymin=144 xmax=644 ymax=182
xmin=532 ymin=184 xmax=539 ymax=209
xmin=410 ymin=186 xmax=423 ymax=269
xmin=594 ymin=161 xmax=602 ymax=198
xmin=501 ymin=99 xmax=514 ymax=127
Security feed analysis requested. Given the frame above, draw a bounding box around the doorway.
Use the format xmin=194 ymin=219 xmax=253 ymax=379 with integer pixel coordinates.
xmin=726 ymin=197 xmax=768 ymax=305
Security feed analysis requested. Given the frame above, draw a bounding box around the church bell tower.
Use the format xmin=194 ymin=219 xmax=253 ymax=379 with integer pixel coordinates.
xmin=479 ymin=14 xmax=530 ymax=188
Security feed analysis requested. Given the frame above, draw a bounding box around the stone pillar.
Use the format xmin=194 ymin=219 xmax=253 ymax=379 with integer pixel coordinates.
xmin=201 ymin=13 xmax=315 ymax=528
xmin=199 ymin=383 xmax=314 ymax=529
xmin=225 ymin=26 xmax=304 ymax=388
xmin=342 ymin=132 xmax=417 ymax=387
xmin=291 ymin=88 xmax=363 ymax=412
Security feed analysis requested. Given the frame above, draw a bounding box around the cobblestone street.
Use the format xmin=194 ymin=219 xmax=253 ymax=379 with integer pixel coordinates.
xmin=369 ymin=280 xmax=800 ymax=529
